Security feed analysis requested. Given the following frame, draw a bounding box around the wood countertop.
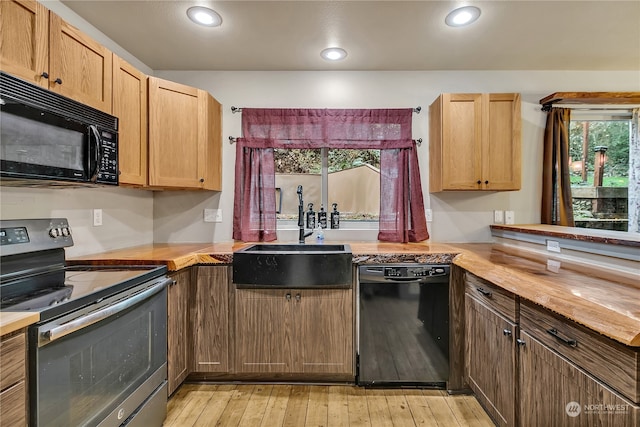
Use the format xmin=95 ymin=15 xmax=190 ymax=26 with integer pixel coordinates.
xmin=1 ymin=311 xmax=39 ymax=336
xmin=67 ymin=241 xmax=640 ymax=347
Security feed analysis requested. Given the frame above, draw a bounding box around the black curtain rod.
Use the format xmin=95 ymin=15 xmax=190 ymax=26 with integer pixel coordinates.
xmin=228 ymin=136 xmax=422 ymax=146
xmin=231 ymin=106 xmax=422 ymax=114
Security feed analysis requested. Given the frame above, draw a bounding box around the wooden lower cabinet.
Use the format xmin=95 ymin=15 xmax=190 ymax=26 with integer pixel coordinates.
xmin=0 ymin=331 xmax=27 ymax=427
xmin=192 ymin=266 xmax=230 ymax=373
xmin=235 ymin=288 xmax=353 ymax=376
xmin=519 ymin=330 xmax=639 ymax=427
xmin=167 ymin=268 xmax=191 ymax=395
xmin=465 ymin=294 xmax=517 ymax=426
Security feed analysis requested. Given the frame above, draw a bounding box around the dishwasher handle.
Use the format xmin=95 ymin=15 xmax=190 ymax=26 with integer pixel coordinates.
xmin=41 ymin=278 xmax=171 ymax=344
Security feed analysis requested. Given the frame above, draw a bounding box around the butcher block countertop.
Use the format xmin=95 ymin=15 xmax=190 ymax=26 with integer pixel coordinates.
xmin=65 ymin=240 xmax=640 ymax=347
xmin=0 ymin=311 xmax=39 ymax=336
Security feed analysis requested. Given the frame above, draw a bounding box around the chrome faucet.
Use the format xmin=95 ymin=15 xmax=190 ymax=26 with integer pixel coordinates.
xmin=297 ymin=185 xmax=313 ymax=244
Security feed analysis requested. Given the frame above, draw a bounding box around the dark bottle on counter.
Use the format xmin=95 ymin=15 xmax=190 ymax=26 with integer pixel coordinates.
xmin=318 ymin=204 xmax=328 ymax=229
xmin=306 ymin=203 xmax=316 ymax=229
xmin=330 ymin=203 xmax=340 ymax=229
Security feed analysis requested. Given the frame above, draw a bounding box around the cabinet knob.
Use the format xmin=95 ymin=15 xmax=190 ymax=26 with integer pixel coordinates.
xmin=54 ymin=78 xmax=62 ymax=84
xmin=41 ymin=72 xmax=49 ymax=79
xmin=516 ymin=339 xmax=526 ymax=347
xmin=503 ymin=329 xmax=512 ymax=337
xmin=485 ymin=180 xmax=489 ymax=185
xmin=285 ymin=293 xmax=291 ymax=301
xmin=295 ymin=294 xmax=301 ymax=301
xmin=477 ymin=180 xmax=481 ymax=185
xmin=199 ymin=178 xmax=205 ymax=183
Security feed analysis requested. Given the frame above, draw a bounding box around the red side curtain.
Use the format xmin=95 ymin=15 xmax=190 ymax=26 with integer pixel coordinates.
xmin=541 ymin=108 xmax=575 ymax=226
xmin=232 ymin=108 xmax=429 ymax=242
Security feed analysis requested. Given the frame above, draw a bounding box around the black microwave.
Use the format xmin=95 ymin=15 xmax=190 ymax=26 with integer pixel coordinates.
xmin=0 ymin=72 xmax=118 ymax=186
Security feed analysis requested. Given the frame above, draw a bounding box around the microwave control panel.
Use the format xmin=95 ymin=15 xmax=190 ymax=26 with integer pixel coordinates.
xmin=97 ymin=129 xmax=118 ymax=184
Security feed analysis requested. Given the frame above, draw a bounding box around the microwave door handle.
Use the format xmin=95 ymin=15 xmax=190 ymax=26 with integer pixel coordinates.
xmin=89 ymin=125 xmax=101 ymax=182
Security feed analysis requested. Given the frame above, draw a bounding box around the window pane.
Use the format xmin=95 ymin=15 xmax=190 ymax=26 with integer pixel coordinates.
xmin=274 ymin=149 xmax=321 ymax=220
xmin=328 ymin=149 xmax=380 ymax=221
xmin=569 ymin=119 xmax=629 ymax=231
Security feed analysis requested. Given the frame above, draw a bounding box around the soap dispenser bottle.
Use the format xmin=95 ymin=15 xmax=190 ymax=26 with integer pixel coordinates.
xmin=306 ymin=203 xmax=316 ymax=229
xmin=318 ymin=204 xmax=328 ymax=229
xmin=330 ymin=203 xmax=340 ymax=229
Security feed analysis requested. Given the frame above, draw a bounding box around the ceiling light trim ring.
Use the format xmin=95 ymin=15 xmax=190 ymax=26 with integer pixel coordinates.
xmin=187 ymin=6 xmax=222 ymax=27
xmin=445 ymin=6 xmax=481 ymax=27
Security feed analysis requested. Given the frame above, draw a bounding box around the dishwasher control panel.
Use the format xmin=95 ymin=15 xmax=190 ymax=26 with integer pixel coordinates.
xmin=359 ymin=264 xmax=450 ymax=283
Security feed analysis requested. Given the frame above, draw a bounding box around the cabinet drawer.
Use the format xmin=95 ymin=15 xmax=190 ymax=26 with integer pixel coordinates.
xmin=0 ymin=332 xmax=26 ymax=391
xmin=521 ymin=300 xmax=640 ymax=404
xmin=464 ymin=273 xmax=517 ymax=322
xmin=0 ymin=380 xmax=26 ymax=427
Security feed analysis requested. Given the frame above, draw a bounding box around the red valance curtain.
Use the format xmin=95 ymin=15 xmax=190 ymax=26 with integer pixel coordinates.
xmin=232 ymin=108 xmax=429 ymax=242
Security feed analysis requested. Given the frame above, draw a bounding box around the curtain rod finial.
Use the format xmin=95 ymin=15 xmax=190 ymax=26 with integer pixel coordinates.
xmin=414 ymin=106 xmax=422 ymax=114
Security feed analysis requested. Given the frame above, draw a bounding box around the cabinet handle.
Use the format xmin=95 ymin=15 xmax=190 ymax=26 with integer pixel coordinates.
xmin=547 ymin=328 xmax=578 ymax=348
xmin=54 ymin=77 xmax=62 ymax=84
xmin=476 ymin=287 xmax=492 ymax=297
xmin=295 ymin=294 xmax=301 ymax=302
xmin=41 ymin=72 xmax=49 ymax=79
xmin=503 ymin=329 xmax=512 ymax=337
xmin=170 ymin=280 xmax=177 ymax=287
xmin=285 ymin=293 xmax=291 ymax=301
xmin=516 ymin=339 xmax=526 ymax=347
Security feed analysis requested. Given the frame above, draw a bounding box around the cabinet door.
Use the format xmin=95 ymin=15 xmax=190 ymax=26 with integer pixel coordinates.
xmin=519 ymin=331 xmax=639 ymax=427
xmin=113 ymin=56 xmax=147 ymax=186
xmin=295 ymin=289 xmax=353 ymax=375
xmin=193 ymin=267 xmax=229 ymax=373
xmin=235 ymin=289 xmax=292 ymax=373
xmin=48 ymin=13 xmax=112 ymax=112
xmin=200 ymin=92 xmax=222 ymax=191
xmin=465 ymin=294 xmax=516 ymax=427
xmin=482 ymin=93 xmax=521 ymax=190
xmin=167 ymin=269 xmax=191 ymax=395
xmin=0 ymin=0 xmax=48 ymax=87
xmin=0 ymin=381 xmax=26 ymax=427
xmin=440 ymin=93 xmax=483 ymax=190
xmin=148 ymin=77 xmax=202 ymax=188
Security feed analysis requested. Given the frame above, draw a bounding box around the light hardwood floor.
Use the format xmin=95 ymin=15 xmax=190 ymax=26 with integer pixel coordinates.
xmin=165 ymin=383 xmax=495 ymax=427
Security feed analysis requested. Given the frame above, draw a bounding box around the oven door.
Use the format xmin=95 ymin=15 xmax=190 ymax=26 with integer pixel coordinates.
xmin=29 ymin=279 xmax=169 ymax=427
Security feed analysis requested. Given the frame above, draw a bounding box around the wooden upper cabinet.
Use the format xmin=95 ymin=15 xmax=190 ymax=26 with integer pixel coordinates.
xmin=148 ymin=76 xmax=222 ymax=190
xmin=0 ymin=0 xmax=49 ymax=87
xmin=0 ymin=2 xmax=113 ymax=113
xmin=48 ymin=13 xmax=112 ymax=113
xmin=113 ymin=56 xmax=147 ymax=186
xmin=429 ymin=93 xmax=521 ymax=192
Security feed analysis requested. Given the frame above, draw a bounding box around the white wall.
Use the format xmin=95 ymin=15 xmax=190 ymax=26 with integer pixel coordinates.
xmin=153 ymin=70 xmax=640 ymax=243
xmin=0 ymin=187 xmax=154 ymax=257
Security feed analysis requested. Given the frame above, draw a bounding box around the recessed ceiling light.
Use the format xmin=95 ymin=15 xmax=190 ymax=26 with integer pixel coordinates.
xmin=321 ymin=47 xmax=348 ymax=61
xmin=187 ymin=6 xmax=222 ymax=27
xmin=445 ymin=6 xmax=481 ymax=27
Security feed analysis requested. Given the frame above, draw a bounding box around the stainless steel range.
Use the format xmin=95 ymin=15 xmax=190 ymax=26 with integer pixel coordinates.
xmin=0 ymin=218 xmax=170 ymax=427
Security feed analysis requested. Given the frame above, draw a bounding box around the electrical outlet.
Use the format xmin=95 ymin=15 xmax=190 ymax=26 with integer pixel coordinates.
xmin=425 ymin=209 xmax=433 ymax=222
xmin=93 ymin=209 xmax=103 ymax=226
xmin=546 ymin=259 xmax=561 ymax=273
xmin=546 ymin=240 xmax=561 ymax=253
xmin=493 ymin=210 xmax=504 ymax=224
xmin=213 ymin=209 xmax=222 ymax=223
xmin=505 ymin=211 xmax=515 ymax=224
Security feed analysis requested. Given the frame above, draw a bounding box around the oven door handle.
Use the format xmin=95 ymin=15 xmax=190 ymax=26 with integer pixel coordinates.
xmin=42 ymin=278 xmax=170 ymax=343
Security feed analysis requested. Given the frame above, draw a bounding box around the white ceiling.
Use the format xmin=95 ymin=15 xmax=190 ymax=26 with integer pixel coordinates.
xmin=59 ymin=0 xmax=640 ymax=71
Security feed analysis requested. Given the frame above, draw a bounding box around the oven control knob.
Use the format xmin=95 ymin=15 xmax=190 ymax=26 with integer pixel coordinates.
xmin=49 ymin=228 xmax=60 ymax=238
xmin=61 ymin=227 xmax=71 ymax=237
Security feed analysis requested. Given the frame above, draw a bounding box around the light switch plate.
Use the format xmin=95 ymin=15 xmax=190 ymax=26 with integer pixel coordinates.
xmin=425 ymin=209 xmax=433 ymax=222
xmin=204 ymin=209 xmax=222 ymax=223
xmin=505 ymin=211 xmax=515 ymax=224
xmin=493 ymin=210 xmax=504 ymax=224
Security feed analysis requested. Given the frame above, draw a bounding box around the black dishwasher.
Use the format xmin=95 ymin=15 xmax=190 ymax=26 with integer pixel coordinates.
xmin=357 ymin=263 xmax=450 ymax=387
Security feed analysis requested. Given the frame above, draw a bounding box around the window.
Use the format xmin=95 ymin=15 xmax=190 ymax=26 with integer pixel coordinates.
xmin=569 ymin=110 xmax=631 ymax=231
xmin=274 ymin=148 xmax=381 ymax=223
